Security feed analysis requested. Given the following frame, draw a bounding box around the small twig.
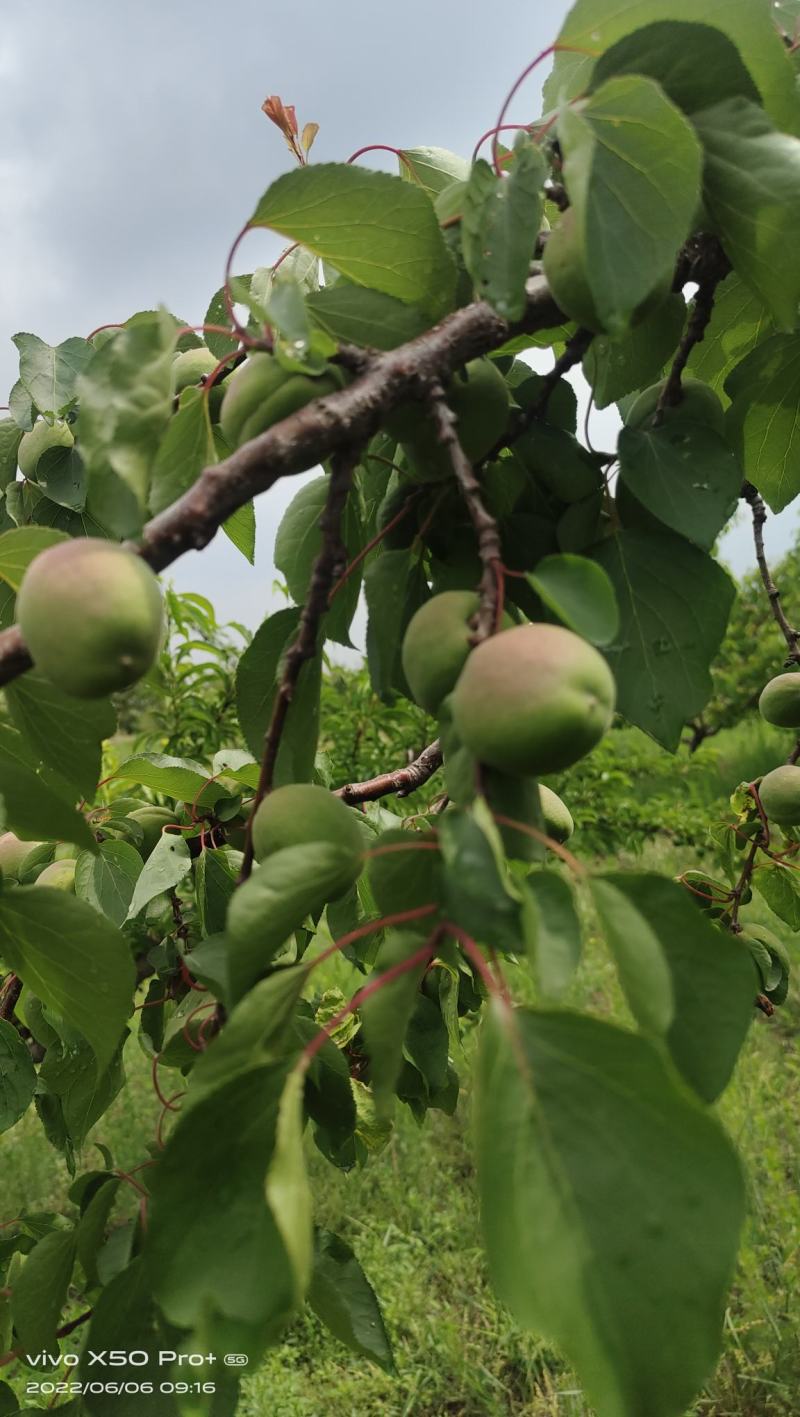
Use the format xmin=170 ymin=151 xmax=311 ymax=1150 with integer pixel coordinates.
xmin=334 ymin=740 xmax=443 ymax=806
xmin=742 ymin=482 xmax=800 ymax=665
xmin=426 ymin=382 xmax=504 ymax=639
xmin=240 ymin=448 xmax=359 ymax=880
xmin=653 ymin=251 xmax=728 ymax=424
xmin=0 ymin=974 xmax=21 ymax=1022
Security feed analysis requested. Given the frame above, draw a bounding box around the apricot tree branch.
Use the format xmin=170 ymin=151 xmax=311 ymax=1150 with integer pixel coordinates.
xmin=426 ymin=381 xmax=504 ymax=640
xmin=0 ymin=974 xmax=21 ymax=1022
xmin=240 ymin=447 xmax=359 ymax=880
xmin=0 ymin=277 xmax=564 ymax=690
xmin=742 ymin=480 xmax=800 ymax=665
xmin=334 ymin=740 xmax=443 ymax=805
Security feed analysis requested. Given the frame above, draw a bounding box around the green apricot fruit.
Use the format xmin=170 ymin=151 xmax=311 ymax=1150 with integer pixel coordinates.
xmin=625 ymin=376 xmax=726 ymax=435
xmin=17 ymin=420 xmax=74 ymax=479
xmin=544 ymin=208 xmax=670 ymax=334
xmin=172 ymin=347 xmax=218 ymax=394
xmin=0 ymin=832 xmax=44 ymax=881
xmin=367 ymin=828 xmax=441 ymax=925
xmin=387 ymin=359 xmax=510 ymax=481
xmin=758 ymin=765 xmax=800 ymax=826
xmin=539 ymin=785 xmax=574 ymax=844
xmin=35 ymin=858 xmax=76 ymax=891
xmin=53 ymin=842 xmax=80 ymax=861
xmin=17 ymin=539 xmax=164 ymax=699
xmin=220 ymin=353 xmax=346 ymax=449
xmin=515 ymin=425 xmax=603 ymax=504
xmin=251 ymin=784 xmax=364 ymax=893
xmin=759 ymin=673 xmax=800 ymax=728
xmin=127 ymin=806 xmax=177 ymax=858
xmin=452 ymin=623 xmax=616 ymax=776
xmin=401 ymin=591 xmax=481 ymax=715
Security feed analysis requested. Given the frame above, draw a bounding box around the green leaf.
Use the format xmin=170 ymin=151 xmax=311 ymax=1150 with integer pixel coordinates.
xmin=33 ymin=444 xmax=87 ymax=511
xmin=307 ymin=284 xmax=431 ymax=351
xmin=274 ymin=475 xmax=363 ymax=647
xmin=11 ymin=1228 xmax=76 ymax=1352
xmin=527 ymin=553 xmax=620 ymax=646
xmin=0 ymin=1017 xmax=36 ymax=1132
xmin=187 ymin=966 xmax=307 ymax=1104
xmin=398 ymin=146 xmax=470 ymax=196
xmin=12 ymin=333 xmax=93 ymax=419
xmin=75 ymin=840 xmax=143 ymax=927
xmin=81 ymin=1257 xmax=179 ymax=1417
xmin=521 ymin=872 xmax=582 ymax=998
xmin=126 ymin=831 xmax=192 ymax=920
xmin=438 ymin=808 xmax=520 ymax=952
xmin=361 ymin=930 xmax=431 ymax=1112
xmin=752 ymin=859 xmax=800 ymax=929
xmin=544 ymin=0 xmax=800 ymax=137
xmin=0 ymin=526 xmax=68 ymax=589
xmin=364 ymin=549 xmax=426 ymax=701
xmin=76 ymin=310 xmax=177 ymax=509
xmin=461 ymin=139 xmax=546 ymax=320
xmin=265 ymin=1067 xmax=313 ymax=1306
xmin=617 ymin=420 xmax=741 ymax=550
xmin=584 ymin=293 xmax=687 ymax=408
xmin=308 ymin=1228 xmax=395 ymax=1372
xmin=0 ymin=420 xmax=22 ymax=490
xmin=76 ymin=1177 xmax=121 ymax=1288
xmin=686 ymin=274 xmax=772 ymax=399
xmin=236 ymin=607 xmax=321 ymax=782
xmin=725 ymin=334 xmax=800 ymax=512
xmin=150 ymin=386 xmax=214 ymax=515
xmin=593 ymin=529 xmax=735 ymax=749
xmin=204 ymin=274 xmax=252 ymax=361
xmin=560 ymin=76 xmax=702 ymax=334
xmin=111 ymin=752 xmax=214 ymax=802
xmin=475 ymin=1005 xmax=745 ymax=1417
xmin=37 ymin=1035 xmax=125 ymax=1154
xmin=590 ymin=20 xmax=761 ymax=114
xmin=593 ymin=874 xmax=756 ymax=1100
xmin=226 ymin=843 xmax=361 ymax=1004
xmin=5 ymin=672 xmax=116 ymax=800
xmin=223 ymin=498 xmax=256 ymax=564
xmin=693 ymin=100 xmax=800 ymax=331
xmin=147 ymin=1064 xmax=294 ymax=1343
xmin=195 ymin=847 xmax=237 ymax=937
xmin=249 ymin=164 xmax=456 ymax=317
xmin=0 ymin=890 xmax=133 ymax=1069
xmin=0 ymin=722 xmax=96 ymax=850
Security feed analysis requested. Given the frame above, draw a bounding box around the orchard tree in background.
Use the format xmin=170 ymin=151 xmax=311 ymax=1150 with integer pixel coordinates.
xmin=2 ymin=2 xmax=800 ymax=1414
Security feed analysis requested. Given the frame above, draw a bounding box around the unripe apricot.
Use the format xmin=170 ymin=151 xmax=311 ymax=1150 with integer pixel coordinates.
xmin=251 ymin=784 xmax=364 ymax=896
xmin=452 ymin=623 xmax=615 ymax=776
xmin=367 ymin=828 xmax=441 ymax=925
xmin=401 ymin=591 xmax=480 ymax=715
xmin=625 ymin=376 xmax=725 ymax=435
xmin=17 ymin=539 xmax=163 ymax=699
xmin=539 ymin=784 xmax=574 ymax=844
xmin=172 ymin=347 xmax=218 ymax=394
xmin=35 ymin=858 xmax=76 ymax=891
xmin=127 ymin=806 xmax=177 ymax=859
xmin=758 ymin=765 xmax=800 ymax=826
xmin=0 ymin=832 xmax=43 ymax=881
xmin=759 ymin=673 xmax=800 ymax=729
xmin=220 ymin=353 xmax=346 ymax=449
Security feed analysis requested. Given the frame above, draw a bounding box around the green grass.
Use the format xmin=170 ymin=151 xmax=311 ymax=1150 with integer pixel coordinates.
xmin=2 ymin=841 xmax=799 ymax=1416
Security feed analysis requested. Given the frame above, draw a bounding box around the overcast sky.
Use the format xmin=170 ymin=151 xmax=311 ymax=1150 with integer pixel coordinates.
xmin=0 ymin=0 xmax=792 ymax=642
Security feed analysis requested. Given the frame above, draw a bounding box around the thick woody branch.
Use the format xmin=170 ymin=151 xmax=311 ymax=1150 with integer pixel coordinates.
xmin=0 ymin=278 xmax=563 ymax=689
xmin=0 ymin=974 xmax=21 ymax=1022
xmin=240 ymin=448 xmax=359 ymax=879
xmin=426 ymin=383 xmax=504 ymax=640
xmin=334 ymin=740 xmax=443 ymax=805
xmin=742 ymin=481 xmax=800 ymax=665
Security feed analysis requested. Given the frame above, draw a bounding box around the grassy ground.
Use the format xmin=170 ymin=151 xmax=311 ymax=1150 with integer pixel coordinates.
xmin=2 ymin=840 xmax=799 ymax=1416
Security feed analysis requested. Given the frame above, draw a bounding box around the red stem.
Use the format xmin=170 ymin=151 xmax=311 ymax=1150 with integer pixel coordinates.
xmin=308 ymin=903 xmax=439 ymax=974
xmin=301 ymin=935 xmax=437 ymax=1066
